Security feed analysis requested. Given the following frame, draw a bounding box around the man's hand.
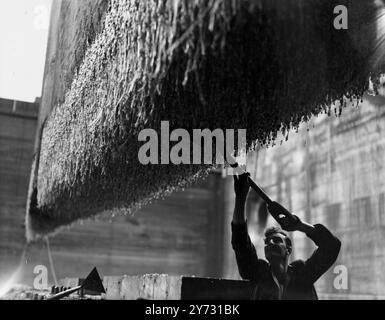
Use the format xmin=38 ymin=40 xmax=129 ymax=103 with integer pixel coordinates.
xmin=267 ymin=201 xmax=302 ymax=232
xmin=233 ymin=172 xmax=250 ymax=201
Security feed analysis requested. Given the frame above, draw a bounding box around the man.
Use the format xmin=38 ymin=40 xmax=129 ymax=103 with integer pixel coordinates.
xmin=232 ymin=173 xmax=341 ymax=300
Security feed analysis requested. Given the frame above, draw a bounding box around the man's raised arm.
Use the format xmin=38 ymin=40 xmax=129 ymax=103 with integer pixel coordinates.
xmin=268 ymin=201 xmax=341 ymax=284
xmin=231 ymin=173 xmax=268 ymax=282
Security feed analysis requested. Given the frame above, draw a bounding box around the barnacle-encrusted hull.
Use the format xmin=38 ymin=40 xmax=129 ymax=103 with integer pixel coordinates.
xmin=26 ymin=0 xmax=385 ymax=241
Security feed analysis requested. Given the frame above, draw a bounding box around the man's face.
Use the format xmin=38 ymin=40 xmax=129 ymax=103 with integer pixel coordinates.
xmin=264 ymin=232 xmax=290 ymax=261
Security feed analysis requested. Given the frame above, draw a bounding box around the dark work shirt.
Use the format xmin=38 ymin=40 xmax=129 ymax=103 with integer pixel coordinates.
xmin=231 ymin=222 xmax=341 ymax=300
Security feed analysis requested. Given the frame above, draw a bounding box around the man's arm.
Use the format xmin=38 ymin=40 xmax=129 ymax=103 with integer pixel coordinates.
xmin=232 ymin=174 xmax=268 ymax=282
xmin=267 ymin=201 xmax=341 ymax=284
xmin=298 ymin=222 xmax=341 ymax=284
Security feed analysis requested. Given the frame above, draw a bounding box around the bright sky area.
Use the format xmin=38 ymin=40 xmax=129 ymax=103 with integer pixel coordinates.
xmin=0 ymin=0 xmax=52 ymax=103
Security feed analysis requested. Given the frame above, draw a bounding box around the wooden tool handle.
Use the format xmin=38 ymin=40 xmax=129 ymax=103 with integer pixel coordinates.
xmin=230 ymin=161 xmax=272 ymax=205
